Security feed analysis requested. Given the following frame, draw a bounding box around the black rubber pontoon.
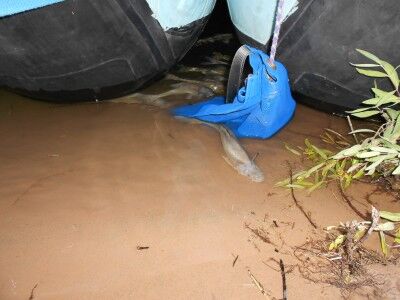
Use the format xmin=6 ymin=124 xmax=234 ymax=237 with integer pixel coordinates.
xmin=234 ymin=0 xmax=400 ymax=113
xmin=0 ymin=0 xmax=209 ymax=101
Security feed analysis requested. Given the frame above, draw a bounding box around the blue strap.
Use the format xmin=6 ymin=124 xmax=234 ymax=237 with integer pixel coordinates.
xmin=0 ymin=0 xmax=64 ymax=18
xmin=172 ymin=45 xmax=296 ymax=139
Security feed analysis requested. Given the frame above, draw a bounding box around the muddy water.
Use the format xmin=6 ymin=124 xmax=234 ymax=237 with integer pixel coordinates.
xmin=1 ymin=38 xmax=400 ymax=299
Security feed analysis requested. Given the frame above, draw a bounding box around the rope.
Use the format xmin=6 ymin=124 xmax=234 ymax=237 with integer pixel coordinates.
xmin=268 ymin=0 xmax=285 ymax=67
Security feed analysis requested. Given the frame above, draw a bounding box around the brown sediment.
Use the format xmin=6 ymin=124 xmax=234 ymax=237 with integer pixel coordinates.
xmin=0 ymin=89 xmax=399 ymax=299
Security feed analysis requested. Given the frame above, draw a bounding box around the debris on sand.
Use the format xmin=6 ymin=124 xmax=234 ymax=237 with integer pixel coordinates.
xmin=28 ymin=283 xmax=38 ymax=300
xmin=232 ymin=254 xmax=239 ymax=267
xmin=247 ymin=269 xmax=271 ymax=298
xmin=279 ymin=259 xmax=288 ymax=300
xmin=136 ymin=246 xmax=150 ymax=251
xmin=293 ymin=237 xmax=390 ymax=298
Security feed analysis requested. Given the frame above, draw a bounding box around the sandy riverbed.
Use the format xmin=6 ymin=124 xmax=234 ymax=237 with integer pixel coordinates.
xmin=0 ymin=88 xmax=399 ymax=299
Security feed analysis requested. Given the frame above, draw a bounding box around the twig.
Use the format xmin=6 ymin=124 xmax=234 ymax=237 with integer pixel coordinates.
xmin=232 ymin=255 xmax=239 ymax=267
xmin=280 ymin=259 xmax=288 ymax=300
xmin=137 ymin=246 xmax=149 ymax=250
xmin=29 ymin=284 xmax=38 ymax=300
xmin=338 ymin=184 xmax=368 ymax=220
xmin=248 ymin=269 xmax=267 ymax=297
xmin=347 ymin=116 xmax=359 ymax=144
xmin=287 ymin=162 xmax=318 ymax=229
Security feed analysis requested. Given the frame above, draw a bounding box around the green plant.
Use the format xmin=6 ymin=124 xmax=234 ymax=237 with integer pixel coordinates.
xmin=278 ymin=50 xmax=400 ymax=193
xmin=327 ymin=207 xmax=400 ymax=258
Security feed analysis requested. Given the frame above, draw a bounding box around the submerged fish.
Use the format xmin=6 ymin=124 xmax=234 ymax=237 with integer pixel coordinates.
xmin=176 ymin=117 xmax=265 ymax=183
xmin=195 ymin=33 xmax=233 ymax=46
xmin=111 ymin=82 xmax=214 ymax=107
xmin=166 ymin=74 xmax=224 ymax=94
xmin=201 ymin=56 xmax=230 ymax=66
xmin=175 ymin=65 xmax=228 ymax=77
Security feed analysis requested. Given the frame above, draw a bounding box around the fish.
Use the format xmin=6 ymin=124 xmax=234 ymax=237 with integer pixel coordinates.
xmin=111 ymin=82 xmax=214 ymax=107
xmin=176 ymin=117 xmax=265 ymax=183
xmin=201 ymin=56 xmax=230 ymax=66
xmin=165 ymin=74 xmax=224 ymax=94
xmin=195 ymin=33 xmax=233 ymax=46
xmin=175 ymin=65 xmax=228 ymax=77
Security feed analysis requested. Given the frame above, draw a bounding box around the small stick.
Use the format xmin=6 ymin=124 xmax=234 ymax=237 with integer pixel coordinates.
xmin=338 ymin=184 xmax=368 ymax=220
xmin=287 ymin=162 xmax=318 ymax=229
xmin=248 ymin=269 xmax=266 ymax=296
xmin=137 ymin=246 xmax=150 ymax=250
xmin=232 ymin=255 xmax=239 ymax=267
xmin=29 ymin=284 xmax=38 ymax=300
xmin=279 ymin=259 xmax=287 ymax=300
xmin=347 ymin=116 xmax=359 ymax=144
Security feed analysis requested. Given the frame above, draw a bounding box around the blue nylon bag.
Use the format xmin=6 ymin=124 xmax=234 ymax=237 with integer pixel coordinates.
xmin=172 ymin=46 xmax=296 ymax=139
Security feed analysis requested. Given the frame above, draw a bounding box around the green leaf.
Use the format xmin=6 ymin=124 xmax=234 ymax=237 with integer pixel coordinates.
xmin=354 ymin=229 xmax=366 ymax=241
xmin=353 ymin=167 xmax=365 ymax=179
xmin=348 ymin=129 xmax=375 ymax=134
xmin=381 ymin=61 xmax=400 ymax=89
xmin=343 ymin=174 xmax=352 ymax=188
xmin=356 ymin=151 xmax=381 ymax=158
xmin=356 ymin=49 xmax=383 ymax=65
xmin=376 ymin=93 xmax=400 ymax=106
xmin=311 ymin=145 xmax=328 ymax=160
xmin=365 ymin=156 xmax=386 ymax=175
xmin=362 ymin=97 xmax=380 ymax=105
xmin=351 ymin=110 xmax=381 ymax=118
xmin=286 ymin=184 xmax=306 ymax=189
xmin=395 ymin=228 xmax=400 ymax=244
xmin=296 ymin=180 xmax=315 ymax=187
xmin=329 ymin=234 xmax=346 ymax=251
xmin=322 ymin=160 xmax=337 ymax=176
xmin=275 ymin=179 xmax=290 ymax=187
xmin=385 ymin=108 xmax=400 ymax=120
xmin=392 ymin=165 xmax=400 ymax=175
xmin=390 ymin=114 xmax=400 ymax=143
xmin=380 ymin=211 xmax=400 ymax=222
xmin=356 ymin=68 xmax=387 ymax=78
xmin=304 ymin=163 xmax=325 ymax=178
xmin=307 ymin=181 xmax=325 ymax=194
xmin=350 ymin=63 xmax=380 ymax=68
xmin=369 ymin=146 xmax=398 ymax=154
xmin=292 ymin=170 xmax=307 ymax=180
xmin=375 ymin=222 xmax=395 ymax=231
xmin=333 ymin=145 xmax=363 ymax=159
xmin=347 ymin=163 xmax=363 ymax=173
xmin=379 ymin=231 xmax=388 ymax=258
xmin=304 ymin=139 xmax=314 ymax=150
xmin=382 ymin=140 xmax=400 ymax=151
xmin=348 ymin=107 xmax=373 ymax=114
xmin=372 ymin=88 xmax=396 ymax=98
xmin=285 ymin=143 xmax=301 ymax=156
